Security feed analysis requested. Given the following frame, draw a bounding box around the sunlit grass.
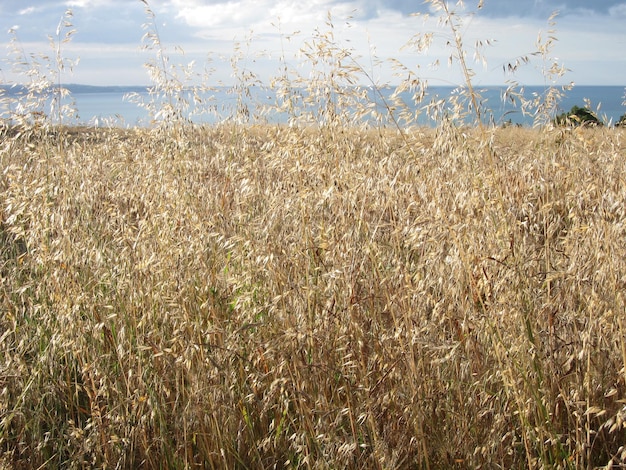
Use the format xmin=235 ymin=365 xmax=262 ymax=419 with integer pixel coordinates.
xmin=1 ymin=1 xmax=626 ymax=468
xmin=1 ymin=123 xmax=625 ymax=468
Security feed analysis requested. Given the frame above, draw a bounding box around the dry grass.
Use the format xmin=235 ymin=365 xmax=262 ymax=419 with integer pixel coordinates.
xmin=1 ymin=121 xmax=626 ymax=468
xmin=2 ymin=1 xmax=626 ymax=467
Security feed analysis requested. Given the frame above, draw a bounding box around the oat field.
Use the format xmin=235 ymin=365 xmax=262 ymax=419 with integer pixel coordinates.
xmin=1 ymin=121 xmax=625 ymax=468
xmin=2 ymin=1 xmax=626 ymax=468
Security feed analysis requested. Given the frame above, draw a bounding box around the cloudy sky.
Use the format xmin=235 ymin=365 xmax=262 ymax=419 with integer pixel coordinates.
xmin=1 ymin=0 xmax=624 ymax=87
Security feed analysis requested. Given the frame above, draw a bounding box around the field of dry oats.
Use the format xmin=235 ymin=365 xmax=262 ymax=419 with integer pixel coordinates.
xmin=1 ymin=122 xmax=625 ymax=468
xmin=1 ymin=0 xmax=626 ymax=466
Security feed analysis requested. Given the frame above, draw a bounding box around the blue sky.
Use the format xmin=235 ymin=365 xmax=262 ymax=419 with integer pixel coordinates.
xmin=1 ymin=0 xmax=625 ymax=87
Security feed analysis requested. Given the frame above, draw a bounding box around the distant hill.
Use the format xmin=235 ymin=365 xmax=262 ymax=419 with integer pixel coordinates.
xmin=0 ymin=84 xmax=149 ymax=95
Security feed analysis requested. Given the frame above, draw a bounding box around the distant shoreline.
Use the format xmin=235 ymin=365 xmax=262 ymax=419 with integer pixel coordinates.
xmin=2 ymin=84 xmax=624 ymax=127
xmin=0 ymin=84 xmax=151 ymax=94
xmin=2 ymin=83 xmax=625 ymax=92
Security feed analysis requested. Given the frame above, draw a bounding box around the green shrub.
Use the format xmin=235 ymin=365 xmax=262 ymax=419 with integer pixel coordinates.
xmin=554 ymin=105 xmax=603 ymax=127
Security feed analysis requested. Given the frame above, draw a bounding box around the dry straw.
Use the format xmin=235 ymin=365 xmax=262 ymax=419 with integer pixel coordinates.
xmin=1 ymin=1 xmax=625 ymax=468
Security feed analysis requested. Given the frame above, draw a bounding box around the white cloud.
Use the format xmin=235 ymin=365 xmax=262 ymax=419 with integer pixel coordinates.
xmin=18 ymin=7 xmax=35 ymax=15
xmin=175 ymin=1 xmax=261 ymax=28
xmin=172 ymin=0 xmax=356 ymax=31
xmin=65 ymin=0 xmax=124 ymax=6
xmin=609 ymin=3 xmax=626 ymax=16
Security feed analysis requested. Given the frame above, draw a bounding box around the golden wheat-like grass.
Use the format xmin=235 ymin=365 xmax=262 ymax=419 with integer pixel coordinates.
xmin=1 ymin=2 xmax=625 ymax=467
xmin=1 ymin=122 xmax=625 ymax=468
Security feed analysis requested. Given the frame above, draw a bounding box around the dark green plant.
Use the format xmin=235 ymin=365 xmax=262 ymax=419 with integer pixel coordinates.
xmin=616 ymin=113 xmax=626 ymax=127
xmin=554 ymin=105 xmax=603 ymax=127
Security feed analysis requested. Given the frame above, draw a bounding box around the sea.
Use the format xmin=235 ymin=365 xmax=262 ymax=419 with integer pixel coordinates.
xmin=1 ymin=84 xmax=624 ymax=128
